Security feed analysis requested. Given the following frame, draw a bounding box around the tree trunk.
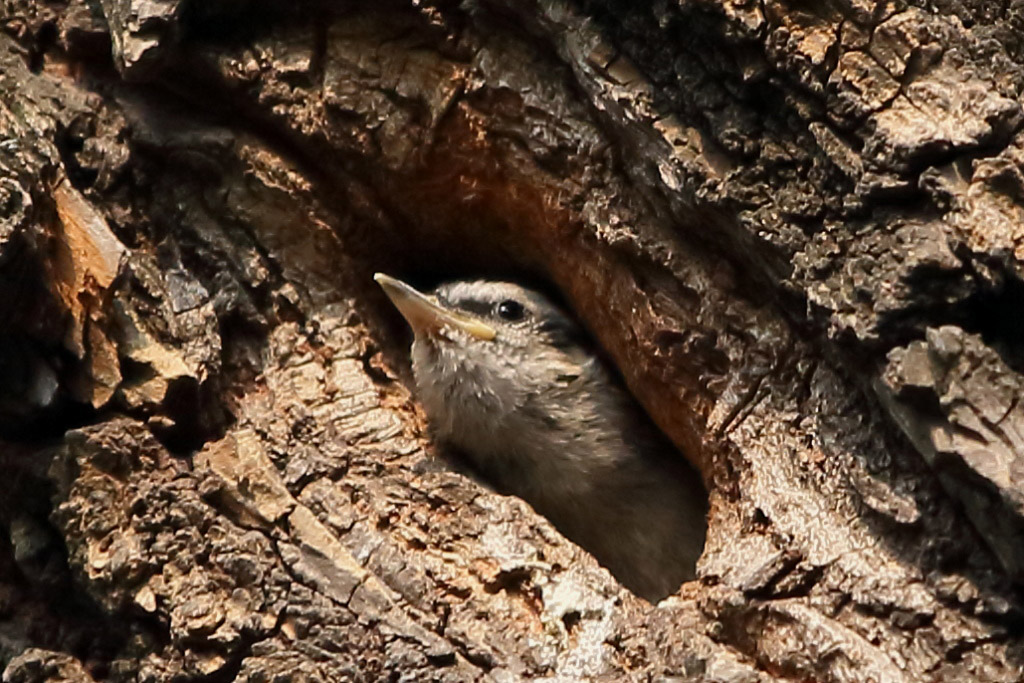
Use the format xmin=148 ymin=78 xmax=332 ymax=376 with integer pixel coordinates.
xmin=2 ymin=0 xmax=1023 ymax=680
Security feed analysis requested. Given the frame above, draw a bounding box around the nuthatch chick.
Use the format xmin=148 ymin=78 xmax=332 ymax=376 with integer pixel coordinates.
xmin=375 ymin=273 xmax=706 ymax=601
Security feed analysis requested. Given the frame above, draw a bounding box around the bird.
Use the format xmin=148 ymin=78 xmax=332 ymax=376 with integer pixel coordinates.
xmin=374 ymin=273 xmax=707 ymax=601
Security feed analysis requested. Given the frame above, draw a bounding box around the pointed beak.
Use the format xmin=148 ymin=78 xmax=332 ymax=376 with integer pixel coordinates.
xmin=374 ymin=273 xmax=497 ymax=342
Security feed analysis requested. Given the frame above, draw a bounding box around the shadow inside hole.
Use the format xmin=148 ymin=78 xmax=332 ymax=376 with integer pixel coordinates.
xmin=955 ymin=276 xmax=1024 ymax=372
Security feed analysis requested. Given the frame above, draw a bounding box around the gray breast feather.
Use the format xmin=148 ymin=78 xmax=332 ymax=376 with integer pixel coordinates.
xmin=412 ymin=333 xmax=706 ymax=601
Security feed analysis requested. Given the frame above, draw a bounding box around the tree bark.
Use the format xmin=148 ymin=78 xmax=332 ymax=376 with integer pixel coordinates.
xmin=1 ymin=0 xmax=1023 ymax=680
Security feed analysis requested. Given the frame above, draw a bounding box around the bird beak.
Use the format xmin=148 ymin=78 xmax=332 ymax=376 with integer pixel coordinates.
xmin=374 ymin=273 xmax=497 ymax=342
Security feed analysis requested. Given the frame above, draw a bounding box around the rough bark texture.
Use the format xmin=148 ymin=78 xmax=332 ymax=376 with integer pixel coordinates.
xmin=1 ymin=0 xmax=1023 ymax=680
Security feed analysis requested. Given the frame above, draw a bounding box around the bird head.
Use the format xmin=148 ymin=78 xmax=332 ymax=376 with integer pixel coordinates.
xmin=374 ymin=273 xmax=592 ymax=439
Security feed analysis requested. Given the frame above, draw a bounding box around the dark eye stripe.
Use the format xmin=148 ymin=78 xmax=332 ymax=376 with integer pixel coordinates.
xmin=450 ymin=298 xmax=495 ymax=318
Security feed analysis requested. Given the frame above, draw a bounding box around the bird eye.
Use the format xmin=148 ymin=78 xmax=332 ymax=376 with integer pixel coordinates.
xmin=496 ymin=299 xmax=525 ymax=321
